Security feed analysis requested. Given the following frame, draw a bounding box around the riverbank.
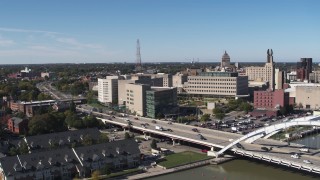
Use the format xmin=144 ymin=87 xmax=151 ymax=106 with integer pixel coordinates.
xmin=124 ymin=155 xmax=235 ymax=179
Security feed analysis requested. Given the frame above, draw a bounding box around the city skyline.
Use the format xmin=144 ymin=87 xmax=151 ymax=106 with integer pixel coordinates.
xmin=0 ymin=0 xmax=319 ymax=64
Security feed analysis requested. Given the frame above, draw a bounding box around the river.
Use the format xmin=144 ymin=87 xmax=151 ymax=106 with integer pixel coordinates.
xmin=147 ymin=135 xmax=320 ymax=180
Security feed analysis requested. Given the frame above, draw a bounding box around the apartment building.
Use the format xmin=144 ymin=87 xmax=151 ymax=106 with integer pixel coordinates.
xmin=184 ymin=72 xmax=248 ymax=97
xmin=0 ymin=139 xmax=140 ymax=180
xmin=245 ymin=49 xmax=275 ymax=90
xmin=98 ymin=76 xmax=119 ymax=104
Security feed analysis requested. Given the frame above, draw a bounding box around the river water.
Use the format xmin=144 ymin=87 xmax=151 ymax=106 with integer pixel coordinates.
xmin=147 ymin=135 xmax=320 ymax=180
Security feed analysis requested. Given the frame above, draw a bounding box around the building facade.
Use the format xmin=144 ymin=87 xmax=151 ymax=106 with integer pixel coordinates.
xmin=221 ymin=51 xmax=231 ymax=68
xmin=254 ymin=89 xmax=289 ymax=109
xmin=184 ymin=72 xmax=248 ymax=97
xmin=245 ymin=49 xmax=275 ymax=90
xmin=146 ymin=87 xmax=178 ymax=118
xmin=309 ymin=71 xmax=320 ymax=83
xmin=296 ymin=58 xmax=312 ymax=81
xmin=7 ymin=117 xmax=28 ymax=134
xmin=98 ymin=76 xmax=119 ymax=104
xmin=275 ymin=68 xmax=284 ymax=90
xmin=123 ymin=83 xmax=151 ymax=116
xmin=295 ymin=85 xmax=320 ymax=109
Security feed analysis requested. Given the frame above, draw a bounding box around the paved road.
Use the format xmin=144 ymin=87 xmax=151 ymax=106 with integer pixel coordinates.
xmin=77 ymin=106 xmax=320 ymax=171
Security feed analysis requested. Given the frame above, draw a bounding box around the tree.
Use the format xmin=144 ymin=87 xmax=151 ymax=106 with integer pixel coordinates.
xmin=99 ymin=133 xmax=109 ymax=143
xmin=91 ymin=170 xmax=100 ymax=180
xmin=82 ymin=134 xmax=93 ymax=146
xmin=200 ymin=114 xmax=210 ymax=122
xmin=150 ymin=139 xmax=157 ymax=149
xmin=19 ymin=142 xmax=29 ymax=154
xmin=156 ymin=112 xmax=164 ymax=119
xmin=9 ymin=147 xmax=18 ymax=156
xmin=101 ymin=165 xmax=111 ymax=175
xmin=124 ymin=132 xmax=131 ymax=139
xmin=298 ymin=103 xmax=303 ymax=110
xmin=215 ymin=113 xmax=225 ymax=120
xmin=240 ymin=102 xmax=253 ymax=113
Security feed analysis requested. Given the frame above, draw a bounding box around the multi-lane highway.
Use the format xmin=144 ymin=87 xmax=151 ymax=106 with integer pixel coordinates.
xmin=77 ymin=106 xmax=320 ymax=174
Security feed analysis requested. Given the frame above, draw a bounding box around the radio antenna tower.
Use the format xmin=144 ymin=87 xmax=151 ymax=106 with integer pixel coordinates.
xmin=136 ymin=39 xmax=142 ymax=72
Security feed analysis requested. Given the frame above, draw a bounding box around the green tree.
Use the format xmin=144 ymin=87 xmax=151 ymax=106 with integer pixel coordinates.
xmin=91 ymin=170 xmax=100 ymax=180
xmin=82 ymin=134 xmax=93 ymax=146
xmin=150 ymin=139 xmax=157 ymax=149
xmin=124 ymin=132 xmax=131 ymax=139
xmin=200 ymin=114 xmax=210 ymax=122
xmin=101 ymin=165 xmax=111 ymax=175
xmin=240 ymin=102 xmax=253 ymax=113
xmin=99 ymin=133 xmax=109 ymax=143
xmin=19 ymin=142 xmax=29 ymax=154
xmin=9 ymin=147 xmax=18 ymax=156
xmin=215 ymin=113 xmax=225 ymax=120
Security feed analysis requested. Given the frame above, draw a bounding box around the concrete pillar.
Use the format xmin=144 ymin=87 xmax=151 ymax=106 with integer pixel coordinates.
xmin=172 ymin=139 xmax=175 ymax=146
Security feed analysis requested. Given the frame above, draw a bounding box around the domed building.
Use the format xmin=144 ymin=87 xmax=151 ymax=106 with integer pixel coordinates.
xmin=221 ymin=51 xmax=230 ymax=68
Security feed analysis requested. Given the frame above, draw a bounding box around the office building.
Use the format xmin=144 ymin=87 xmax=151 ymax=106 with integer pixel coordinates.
xmin=295 ymin=85 xmax=320 ymax=109
xmin=296 ymin=58 xmax=312 ymax=81
xmin=245 ymin=49 xmax=275 ymax=90
xmin=184 ymin=72 xmax=248 ymax=98
xmin=98 ymin=76 xmax=119 ymax=104
xmin=123 ymin=83 xmax=151 ymax=116
xmin=309 ymin=71 xmax=320 ymax=83
xmin=146 ymin=87 xmax=178 ymax=118
xmin=275 ymin=68 xmax=284 ymax=89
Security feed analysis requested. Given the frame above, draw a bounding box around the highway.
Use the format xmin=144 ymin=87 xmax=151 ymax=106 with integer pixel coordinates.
xmin=77 ymin=106 xmax=320 ymax=174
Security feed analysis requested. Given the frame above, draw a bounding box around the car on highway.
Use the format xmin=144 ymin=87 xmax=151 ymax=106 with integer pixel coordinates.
xmin=291 ymin=154 xmax=300 ymax=159
xmin=134 ymin=117 xmax=139 ymax=120
xmin=236 ymin=143 xmax=244 ymax=149
xmin=167 ymin=128 xmax=173 ymax=132
xmin=192 ymin=128 xmax=199 ymax=132
xmin=167 ymin=122 xmax=172 ymax=125
xmin=299 ymin=148 xmax=309 ymax=152
xmin=303 ymin=160 xmax=312 ymax=164
xmin=145 ymin=123 xmax=150 ymax=126
xmin=152 ymin=120 xmax=157 ymax=124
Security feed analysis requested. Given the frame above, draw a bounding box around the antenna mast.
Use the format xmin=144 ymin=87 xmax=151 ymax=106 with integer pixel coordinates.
xmin=136 ymin=39 xmax=142 ymax=72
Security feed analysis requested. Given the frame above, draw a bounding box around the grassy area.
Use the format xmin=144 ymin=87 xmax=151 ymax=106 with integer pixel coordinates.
xmin=158 ymin=151 xmax=211 ymax=169
xmin=104 ymin=168 xmax=141 ymax=179
xmin=89 ymin=102 xmax=106 ymax=109
xmin=86 ymin=168 xmax=141 ymax=179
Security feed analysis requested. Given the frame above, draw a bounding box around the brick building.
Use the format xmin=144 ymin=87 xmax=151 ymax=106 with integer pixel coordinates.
xmin=7 ymin=117 xmax=28 ymax=134
xmin=254 ymin=89 xmax=289 ymax=109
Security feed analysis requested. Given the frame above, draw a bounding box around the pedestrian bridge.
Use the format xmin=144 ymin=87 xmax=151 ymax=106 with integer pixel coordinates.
xmin=216 ymin=115 xmax=320 ymax=156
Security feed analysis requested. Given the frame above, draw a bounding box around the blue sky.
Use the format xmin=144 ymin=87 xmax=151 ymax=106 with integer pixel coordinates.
xmin=0 ymin=0 xmax=319 ymax=64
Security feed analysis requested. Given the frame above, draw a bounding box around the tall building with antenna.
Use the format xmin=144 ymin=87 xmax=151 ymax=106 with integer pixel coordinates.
xmin=135 ymin=39 xmax=142 ymax=72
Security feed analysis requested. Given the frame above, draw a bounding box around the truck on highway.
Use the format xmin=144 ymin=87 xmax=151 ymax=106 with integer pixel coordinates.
xmin=155 ymin=126 xmax=164 ymax=131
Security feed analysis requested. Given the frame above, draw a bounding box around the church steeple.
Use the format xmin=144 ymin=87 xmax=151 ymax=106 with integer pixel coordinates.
xmin=267 ymin=49 xmax=273 ymax=63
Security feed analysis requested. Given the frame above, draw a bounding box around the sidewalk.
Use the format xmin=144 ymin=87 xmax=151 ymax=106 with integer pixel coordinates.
xmin=125 ymin=159 xmax=211 ymax=179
